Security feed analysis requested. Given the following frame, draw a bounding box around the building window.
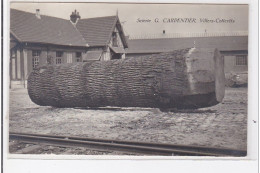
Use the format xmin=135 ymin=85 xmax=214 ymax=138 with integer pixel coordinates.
xmin=76 ymin=52 xmax=82 ymax=62
xmin=112 ymin=32 xmax=118 ymax=47
xmin=32 ymin=57 xmax=39 ymax=69
xmin=236 ymin=55 xmax=247 ymax=66
xmin=76 ymin=52 xmax=82 ymax=57
xmin=32 ymin=50 xmax=41 ymax=57
xmin=32 ymin=50 xmax=40 ymax=69
xmin=56 ymin=58 xmax=62 ymax=64
xmin=56 ymin=51 xmax=63 ymax=57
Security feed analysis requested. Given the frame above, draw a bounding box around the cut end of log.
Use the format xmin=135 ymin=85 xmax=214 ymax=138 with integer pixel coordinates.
xmin=181 ymin=48 xmax=225 ymax=108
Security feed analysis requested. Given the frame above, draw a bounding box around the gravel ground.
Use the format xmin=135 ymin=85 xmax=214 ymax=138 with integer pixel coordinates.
xmin=9 ymin=87 xmax=247 ymax=154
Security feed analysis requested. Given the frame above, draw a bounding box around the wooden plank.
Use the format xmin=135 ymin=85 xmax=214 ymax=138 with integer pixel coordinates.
xmin=23 ymin=49 xmax=28 ymax=79
xmin=27 ymin=50 xmax=33 ymax=77
xmin=11 ymin=58 xmax=16 ymax=80
xmin=16 ymin=49 xmax=21 ymax=79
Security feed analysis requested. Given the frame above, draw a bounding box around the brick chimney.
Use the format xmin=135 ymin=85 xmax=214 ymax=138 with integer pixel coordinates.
xmin=36 ymin=9 xmax=41 ymax=19
xmin=70 ymin=10 xmax=80 ymax=24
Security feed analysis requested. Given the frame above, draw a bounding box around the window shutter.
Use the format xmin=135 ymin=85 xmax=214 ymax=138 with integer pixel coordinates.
xmin=67 ymin=53 xmax=73 ymax=63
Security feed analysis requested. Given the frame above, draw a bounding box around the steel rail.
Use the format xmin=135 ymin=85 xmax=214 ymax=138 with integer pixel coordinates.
xmin=9 ymin=132 xmax=246 ymax=156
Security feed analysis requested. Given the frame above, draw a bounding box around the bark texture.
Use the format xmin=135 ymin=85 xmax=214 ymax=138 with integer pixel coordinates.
xmin=28 ymin=48 xmax=225 ymax=109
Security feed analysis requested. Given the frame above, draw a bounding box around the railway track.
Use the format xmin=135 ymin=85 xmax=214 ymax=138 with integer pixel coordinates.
xmin=9 ymin=132 xmax=246 ymax=156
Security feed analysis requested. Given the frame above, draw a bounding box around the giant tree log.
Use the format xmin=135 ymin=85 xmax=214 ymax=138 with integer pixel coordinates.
xmin=28 ymin=48 xmax=225 ymax=109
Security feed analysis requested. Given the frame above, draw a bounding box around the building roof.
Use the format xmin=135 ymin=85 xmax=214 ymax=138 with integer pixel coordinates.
xmin=126 ymin=36 xmax=248 ymax=54
xmin=83 ymin=50 xmax=103 ymax=61
xmin=76 ymin=16 xmax=128 ymax=47
xmin=10 ymin=9 xmax=128 ymax=48
xmin=109 ymin=46 xmax=125 ymax=54
xmin=10 ymin=9 xmax=87 ymax=47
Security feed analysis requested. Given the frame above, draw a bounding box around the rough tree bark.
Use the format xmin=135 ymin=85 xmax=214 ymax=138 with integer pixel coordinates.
xmin=28 ymin=48 xmax=225 ymax=109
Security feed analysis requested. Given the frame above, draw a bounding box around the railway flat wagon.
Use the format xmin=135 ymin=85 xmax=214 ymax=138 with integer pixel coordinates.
xmin=28 ymin=48 xmax=225 ymax=109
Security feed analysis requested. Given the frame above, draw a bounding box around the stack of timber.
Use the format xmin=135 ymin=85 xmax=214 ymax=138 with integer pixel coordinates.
xmin=28 ymin=48 xmax=225 ymax=109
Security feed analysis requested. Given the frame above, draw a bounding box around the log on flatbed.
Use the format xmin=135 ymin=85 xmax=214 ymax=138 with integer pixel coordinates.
xmin=28 ymin=48 xmax=225 ymax=109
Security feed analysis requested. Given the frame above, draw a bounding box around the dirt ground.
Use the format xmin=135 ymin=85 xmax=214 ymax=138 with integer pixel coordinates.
xmin=8 ymin=87 xmax=247 ymax=153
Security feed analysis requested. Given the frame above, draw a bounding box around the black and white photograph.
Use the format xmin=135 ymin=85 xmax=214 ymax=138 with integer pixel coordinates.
xmin=7 ymin=2 xmax=250 ymax=157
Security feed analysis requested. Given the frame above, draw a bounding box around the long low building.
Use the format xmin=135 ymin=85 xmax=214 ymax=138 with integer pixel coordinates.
xmin=126 ymin=35 xmax=248 ymax=74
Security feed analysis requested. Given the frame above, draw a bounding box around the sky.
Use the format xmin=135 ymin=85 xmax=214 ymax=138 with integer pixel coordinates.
xmin=10 ymin=3 xmax=248 ymax=37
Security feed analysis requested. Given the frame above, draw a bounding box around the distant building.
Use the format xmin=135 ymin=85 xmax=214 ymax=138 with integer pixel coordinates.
xmin=126 ymin=34 xmax=248 ymax=74
xmin=10 ymin=9 xmax=128 ymax=88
